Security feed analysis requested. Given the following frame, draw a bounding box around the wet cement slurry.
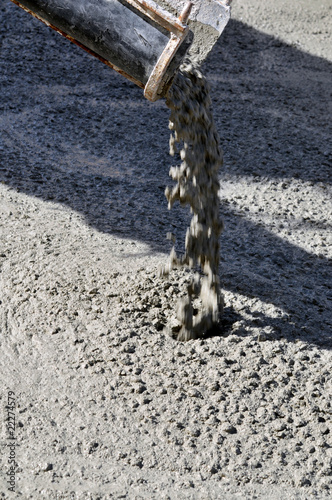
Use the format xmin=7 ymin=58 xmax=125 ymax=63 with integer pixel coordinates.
xmin=163 ymin=63 xmax=223 ymax=341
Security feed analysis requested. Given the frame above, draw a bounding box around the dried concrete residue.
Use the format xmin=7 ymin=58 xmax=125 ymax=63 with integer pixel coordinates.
xmin=155 ymin=0 xmax=228 ymax=65
xmin=162 ymin=64 xmax=224 ymax=341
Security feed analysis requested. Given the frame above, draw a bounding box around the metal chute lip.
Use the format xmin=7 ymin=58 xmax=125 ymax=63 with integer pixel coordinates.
xmin=144 ymin=1 xmax=193 ymax=101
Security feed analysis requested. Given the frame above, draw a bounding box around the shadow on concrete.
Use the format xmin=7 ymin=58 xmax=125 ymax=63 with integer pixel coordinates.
xmin=0 ymin=4 xmax=331 ymax=347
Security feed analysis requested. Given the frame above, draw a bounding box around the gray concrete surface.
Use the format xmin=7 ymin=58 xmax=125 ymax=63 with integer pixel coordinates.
xmin=0 ymin=0 xmax=331 ymax=498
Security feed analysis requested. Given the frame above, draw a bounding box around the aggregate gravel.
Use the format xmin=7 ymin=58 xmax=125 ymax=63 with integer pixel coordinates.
xmin=0 ymin=0 xmax=331 ymax=498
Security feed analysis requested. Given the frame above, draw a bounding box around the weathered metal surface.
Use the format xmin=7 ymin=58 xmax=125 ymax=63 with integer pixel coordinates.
xmin=156 ymin=0 xmax=231 ymax=33
xmin=154 ymin=0 xmax=232 ymax=64
xmin=125 ymin=0 xmax=188 ymax=35
xmin=10 ymin=0 xmax=145 ymax=88
xmin=9 ymin=0 xmax=193 ymax=100
xmin=144 ymin=2 xmax=193 ymax=101
xmin=178 ymin=1 xmax=193 ymax=24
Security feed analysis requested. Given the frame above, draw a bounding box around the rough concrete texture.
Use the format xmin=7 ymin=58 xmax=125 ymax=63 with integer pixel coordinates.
xmin=0 ymin=0 xmax=332 ymax=498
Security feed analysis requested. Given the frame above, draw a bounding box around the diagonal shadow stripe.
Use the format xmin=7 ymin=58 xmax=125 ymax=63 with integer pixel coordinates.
xmin=0 ymin=5 xmax=331 ymax=348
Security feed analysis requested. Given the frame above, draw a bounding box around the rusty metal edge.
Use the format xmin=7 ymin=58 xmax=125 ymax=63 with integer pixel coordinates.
xmin=144 ymin=2 xmax=192 ymax=101
xmin=126 ymin=0 xmax=187 ymax=35
xmin=144 ymin=32 xmax=184 ymax=101
xmin=10 ymin=0 xmax=145 ymax=89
